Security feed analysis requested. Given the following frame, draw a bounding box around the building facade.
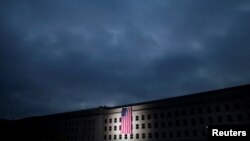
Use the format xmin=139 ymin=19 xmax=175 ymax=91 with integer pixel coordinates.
xmin=18 ymin=84 xmax=250 ymax=141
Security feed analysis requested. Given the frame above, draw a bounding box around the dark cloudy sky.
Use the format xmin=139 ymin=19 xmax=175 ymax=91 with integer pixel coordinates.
xmin=1 ymin=0 xmax=250 ymax=119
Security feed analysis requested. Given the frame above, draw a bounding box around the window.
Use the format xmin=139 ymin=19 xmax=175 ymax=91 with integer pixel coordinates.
xmin=154 ymin=113 xmax=158 ymax=119
xmin=201 ymin=129 xmax=206 ymax=136
xmin=114 ymin=126 xmax=117 ymax=131
xmin=130 ymin=134 xmax=133 ymax=139
xmin=227 ymin=115 xmax=233 ymax=122
xmin=206 ymin=107 xmax=211 ymax=113
xmin=155 ymin=132 xmax=159 ymax=138
xmin=125 ymin=134 xmax=127 ymax=139
xmin=119 ymin=134 xmax=122 ymax=139
xmin=162 ymin=132 xmax=166 ymax=138
xmin=109 ymin=126 xmax=112 ymax=131
xmin=225 ymin=104 xmax=230 ymax=111
xmin=109 ymin=135 xmax=111 ymax=140
xmin=147 ymin=114 xmax=151 ymax=120
xmin=148 ymin=123 xmax=152 ymax=128
xmin=114 ymin=118 xmax=117 ymax=123
xmin=237 ymin=114 xmax=243 ymax=121
xmin=119 ymin=126 xmax=121 ymax=130
xmin=168 ymin=121 xmax=172 ymax=127
xmin=161 ymin=122 xmax=165 ymax=128
xmin=193 ymin=130 xmax=197 ymax=136
xmin=198 ymin=108 xmax=203 ymax=114
xmin=246 ymin=101 xmax=250 ymax=109
xmin=217 ymin=116 xmax=223 ymax=123
xmin=215 ymin=105 xmax=221 ymax=112
xmin=168 ymin=112 xmax=172 ymax=117
xmin=148 ymin=133 xmax=152 ymax=139
xmin=169 ymin=132 xmax=173 ymax=138
xmin=142 ymin=123 xmax=145 ymax=129
xmin=136 ymin=134 xmax=139 ymax=139
xmin=136 ymin=124 xmax=139 ymax=129
xmin=104 ymin=135 xmax=106 ymax=140
xmin=175 ymin=120 xmax=180 ymax=126
xmin=114 ymin=135 xmax=117 ymax=140
xmin=154 ymin=122 xmax=158 ymax=128
xmin=234 ymin=103 xmax=240 ymax=109
xmin=176 ymin=120 xmax=180 ymax=126
xmin=175 ymin=110 xmax=179 ymax=116
xmin=208 ymin=117 xmax=213 ymax=124
xmin=109 ymin=118 xmax=112 ymax=123
xmin=141 ymin=115 xmax=145 ymax=120
xmin=104 ymin=126 xmax=107 ymax=131
xmin=177 ymin=131 xmax=181 ymax=137
xmin=182 ymin=110 xmax=187 ymax=116
xmin=136 ymin=116 xmax=139 ymax=121
xmin=142 ymin=133 xmax=145 ymax=139
xmin=199 ymin=117 xmax=204 ymax=124
xmin=184 ymin=130 xmax=189 ymax=137
xmin=183 ymin=119 xmax=188 ymax=126
xmin=161 ymin=112 xmax=164 ymax=118
xmin=190 ymin=109 xmax=195 ymax=115
xmin=191 ymin=118 xmax=196 ymax=125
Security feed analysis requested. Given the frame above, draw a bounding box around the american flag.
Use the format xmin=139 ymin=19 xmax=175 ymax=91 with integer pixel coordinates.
xmin=121 ymin=107 xmax=132 ymax=134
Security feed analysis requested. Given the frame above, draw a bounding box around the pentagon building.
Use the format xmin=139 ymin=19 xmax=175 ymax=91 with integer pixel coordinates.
xmin=6 ymin=84 xmax=250 ymax=141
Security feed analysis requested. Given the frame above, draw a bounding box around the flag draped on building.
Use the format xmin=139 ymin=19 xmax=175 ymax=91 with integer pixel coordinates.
xmin=121 ymin=107 xmax=132 ymax=134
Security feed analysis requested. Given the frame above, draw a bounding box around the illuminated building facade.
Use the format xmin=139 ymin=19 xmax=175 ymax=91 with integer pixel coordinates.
xmin=17 ymin=84 xmax=250 ymax=141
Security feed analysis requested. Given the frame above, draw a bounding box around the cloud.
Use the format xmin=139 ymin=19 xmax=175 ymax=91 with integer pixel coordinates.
xmin=1 ymin=0 xmax=250 ymax=118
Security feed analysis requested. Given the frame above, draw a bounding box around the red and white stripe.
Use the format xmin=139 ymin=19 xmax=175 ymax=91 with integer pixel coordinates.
xmin=121 ymin=107 xmax=132 ymax=134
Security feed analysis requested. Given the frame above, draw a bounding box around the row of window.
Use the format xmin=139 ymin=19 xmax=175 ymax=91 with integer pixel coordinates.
xmin=57 ymin=119 xmax=95 ymax=127
xmin=83 ymin=119 xmax=95 ymax=124
xmin=67 ymin=135 xmax=77 ymax=141
xmin=60 ymin=120 xmax=79 ymax=127
xmin=82 ymin=126 xmax=95 ymax=133
xmin=104 ymin=102 xmax=248 ymax=124
xmin=61 ymin=127 xmax=78 ymax=133
xmin=104 ymin=113 xmax=248 ymax=131
xmin=104 ymin=129 xmax=206 ymax=140
xmin=82 ymin=134 xmax=95 ymax=141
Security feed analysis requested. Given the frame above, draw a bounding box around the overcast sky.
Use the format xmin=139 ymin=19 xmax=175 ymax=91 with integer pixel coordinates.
xmin=1 ymin=0 xmax=250 ymax=119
